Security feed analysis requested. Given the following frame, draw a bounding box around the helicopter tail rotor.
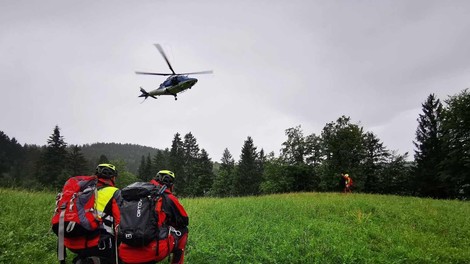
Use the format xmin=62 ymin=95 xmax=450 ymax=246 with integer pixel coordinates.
xmin=138 ymin=87 xmax=157 ymax=101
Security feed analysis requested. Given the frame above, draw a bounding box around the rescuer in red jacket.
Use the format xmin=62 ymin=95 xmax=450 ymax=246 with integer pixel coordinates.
xmin=342 ymin=173 xmax=353 ymax=193
xmin=66 ymin=163 xmax=121 ymax=264
xmin=119 ymin=170 xmax=189 ymax=264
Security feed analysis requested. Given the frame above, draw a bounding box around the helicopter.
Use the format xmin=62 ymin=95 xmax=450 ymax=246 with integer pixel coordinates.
xmin=136 ymin=44 xmax=213 ymax=101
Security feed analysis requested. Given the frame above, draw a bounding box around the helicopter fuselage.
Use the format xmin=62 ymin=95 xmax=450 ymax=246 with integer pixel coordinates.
xmin=138 ymin=75 xmax=198 ymax=100
xmin=151 ymin=75 xmax=198 ymax=96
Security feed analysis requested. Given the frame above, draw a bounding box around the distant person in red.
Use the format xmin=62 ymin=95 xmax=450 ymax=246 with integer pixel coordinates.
xmin=342 ymin=173 xmax=353 ymax=193
xmin=119 ymin=170 xmax=189 ymax=264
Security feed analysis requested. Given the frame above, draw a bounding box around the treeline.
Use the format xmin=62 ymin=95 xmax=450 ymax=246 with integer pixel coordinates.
xmin=132 ymin=89 xmax=470 ymax=199
xmin=0 ymin=127 xmax=153 ymax=190
xmin=1 ymin=90 xmax=469 ymax=199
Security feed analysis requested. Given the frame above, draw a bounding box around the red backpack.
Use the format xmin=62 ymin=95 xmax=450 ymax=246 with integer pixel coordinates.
xmin=51 ymin=175 xmax=101 ymax=262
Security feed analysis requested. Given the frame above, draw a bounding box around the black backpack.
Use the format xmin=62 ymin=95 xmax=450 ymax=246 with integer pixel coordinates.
xmin=118 ymin=182 xmax=167 ymax=247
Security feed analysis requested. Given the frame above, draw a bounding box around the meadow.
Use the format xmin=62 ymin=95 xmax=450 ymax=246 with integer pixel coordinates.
xmin=0 ymin=188 xmax=469 ymax=264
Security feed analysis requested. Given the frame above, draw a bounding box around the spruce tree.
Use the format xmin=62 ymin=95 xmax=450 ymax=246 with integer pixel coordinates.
xmin=67 ymin=145 xmax=89 ymax=176
xmin=413 ymin=93 xmax=444 ymax=198
xmin=234 ymin=136 xmax=261 ymax=196
xmin=363 ymin=132 xmax=390 ymax=193
xmin=0 ymin=132 xmax=23 ymax=185
xmin=212 ymin=148 xmax=235 ymax=196
xmin=137 ymin=155 xmax=146 ymax=180
xmin=169 ymin=133 xmax=185 ymax=194
xmin=36 ymin=125 xmax=68 ymax=188
xmin=440 ymin=89 xmax=470 ymax=198
xmin=144 ymin=154 xmax=153 ymax=181
xmin=193 ymin=149 xmax=214 ymax=196
xmin=153 ymin=148 xmax=170 ymax=173
xmin=182 ymin=132 xmax=200 ymax=195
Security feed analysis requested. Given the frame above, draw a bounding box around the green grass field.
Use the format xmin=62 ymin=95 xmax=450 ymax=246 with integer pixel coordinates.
xmin=0 ymin=189 xmax=469 ymax=264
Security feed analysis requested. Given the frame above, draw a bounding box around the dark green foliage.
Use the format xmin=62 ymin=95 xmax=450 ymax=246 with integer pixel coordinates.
xmin=16 ymin=144 xmax=43 ymax=188
xmin=182 ymin=132 xmax=200 ymax=196
xmin=137 ymin=154 xmax=154 ymax=181
xmin=82 ymin=143 xmax=160 ymax=174
xmin=233 ymin=137 xmax=262 ymax=196
xmin=363 ymin=132 xmax=391 ymax=193
xmin=137 ymin=155 xmax=146 ymax=180
xmin=112 ymin=159 xmax=138 ymax=189
xmin=413 ymin=94 xmax=445 ymax=198
xmin=35 ymin=126 xmax=68 ymax=188
xmin=98 ymin=154 xmax=109 ymax=164
xmin=280 ymin=125 xmax=306 ymax=165
xmin=440 ymin=89 xmax=470 ymax=199
xmin=193 ymin=149 xmax=214 ymax=196
xmin=144 ymin=154 xmax=153 ymax=180
xmin=322 ymin=116 xmax=366 ymax=176
xmin=211 ymin=148 xmax=235 ymax=197
xmin=260 ymin=158 xmax=294 ymax=193
xmin=153 ymin=148 xmax=170 ymax=174
xmin=315 ymin=116 xmax=365 ymax=191
xmin=169 ymin=133 xmax=185 ymax=194
xmin=0 ymin=132 xmax=23 ymax=185
xmin=67 ymin=145 xmax=89 ymax=176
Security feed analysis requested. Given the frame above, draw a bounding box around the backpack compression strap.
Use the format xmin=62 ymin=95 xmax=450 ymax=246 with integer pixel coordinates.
xmin=58 ymin=208 xmax=66 ymax=263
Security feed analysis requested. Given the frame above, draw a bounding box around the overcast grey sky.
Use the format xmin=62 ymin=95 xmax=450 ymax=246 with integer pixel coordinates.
xmin=1 ymin=0 xmax=469 ymax=162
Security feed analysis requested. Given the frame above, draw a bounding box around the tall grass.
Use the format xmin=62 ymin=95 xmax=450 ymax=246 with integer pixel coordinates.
xmin=0 ymin=189 xmax=469 ymax=263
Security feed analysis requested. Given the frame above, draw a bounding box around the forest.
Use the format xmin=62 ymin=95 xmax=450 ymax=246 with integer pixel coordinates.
xmin=1 ymin=89 xmax=469 ymax=199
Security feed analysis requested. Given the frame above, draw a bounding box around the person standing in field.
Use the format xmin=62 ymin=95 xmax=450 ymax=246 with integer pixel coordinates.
xmin=342 ymin=173 xmax=353 ymax=193
xmin=119 ymin=170 xmax=189 ymax=264
xmin=59 ymin=163 xmax=121 ymax=264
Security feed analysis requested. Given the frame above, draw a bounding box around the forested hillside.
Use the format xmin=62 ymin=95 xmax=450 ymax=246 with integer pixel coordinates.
xmin=80 ymin=143 xmax=161 ymax=174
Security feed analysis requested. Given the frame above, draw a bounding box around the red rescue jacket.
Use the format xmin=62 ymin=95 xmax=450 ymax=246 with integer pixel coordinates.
xmin=119 ymin=180 xmax=189 ymax=263
xmin=64 ymin=178 xmax=121 ymax=249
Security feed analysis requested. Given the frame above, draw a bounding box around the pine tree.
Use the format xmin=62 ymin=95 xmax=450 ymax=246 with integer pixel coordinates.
xmin=193 ymin=149 xmax=214 ymax=196
xmin=36 ymin=125 xmax=68 ymax=188
xmin=0 ymin=132 xmax=23 ymax=185
xmin=144 ymin=154 xmax=153 ymax=181
xmin=169 ymin=133 xmax=185 ymax=194
xmin=233 ymin=136 xmax=262 ymax=196
xmin=68 ymin=145 xmax=89 ymax=176
xmin=440 ymin=89 xmax=470 ymax=199
xmin=182 ymin=132 xmax=200 ymax=195
xmin=413 ymin=93 xmax=444 ymax=198
xmin=212 ymin=148 xmax=235 ymax=196
xmin=137 ymin=155 xmax=146 ymax=180
xmin=363 ymin=132 xmax=390 ymax=193
xmin=153 ymin=148 xmax=170 ymax=173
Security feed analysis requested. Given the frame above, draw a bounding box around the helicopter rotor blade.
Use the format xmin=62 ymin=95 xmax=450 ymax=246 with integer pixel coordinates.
xmin=155 ymin=44 xmax=176 ymax=75
xmin=177 ymin=70 xmax=214 ymax=75
xmin=135 ymin=71 xmax=173 ymax=76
